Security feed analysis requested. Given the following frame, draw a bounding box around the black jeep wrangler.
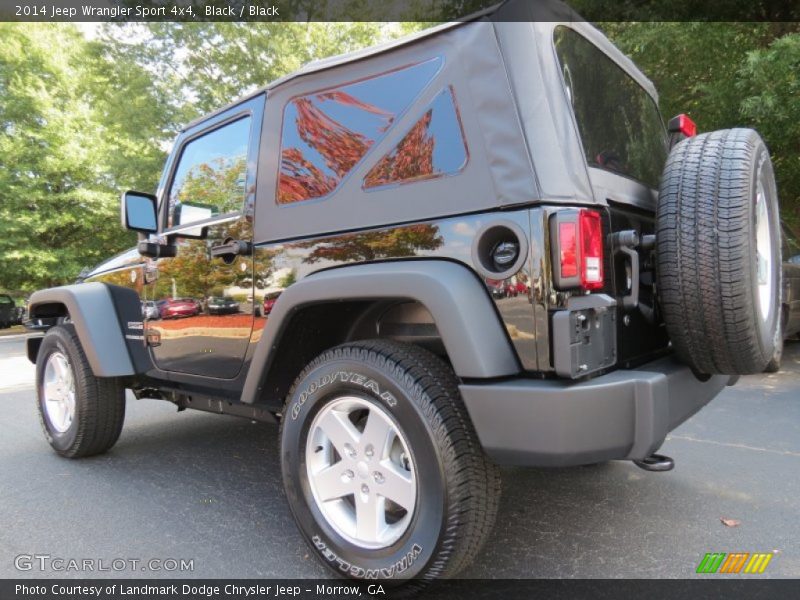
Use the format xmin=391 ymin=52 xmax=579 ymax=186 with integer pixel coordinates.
xmin=27 ymin=1 xmax=782 ymax=582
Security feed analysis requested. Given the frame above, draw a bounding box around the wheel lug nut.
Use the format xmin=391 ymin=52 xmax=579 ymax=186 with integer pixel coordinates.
xmin=361 ymin=484 xmax=369 ymax=495
xmin=342 ymin=469 xmax=354 ymax=480
xmin=400 ymin=451 xmax=411 ymax=471
xmin=364 ymin=444 xmax=374 ymax=458
xmin=344 ymin=443 xmax=356 ymax=458
xmin=373 ymin=472 xmax=384 ymax=484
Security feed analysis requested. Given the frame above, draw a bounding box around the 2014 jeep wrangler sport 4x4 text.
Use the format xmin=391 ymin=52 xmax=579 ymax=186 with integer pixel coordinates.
xmin=26 ymin=0 xmax=783 ymax=582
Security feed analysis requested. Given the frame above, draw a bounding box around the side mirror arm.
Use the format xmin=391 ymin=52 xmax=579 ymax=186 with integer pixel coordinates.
xmin=137 ymin=240 xmax=177 ymax=259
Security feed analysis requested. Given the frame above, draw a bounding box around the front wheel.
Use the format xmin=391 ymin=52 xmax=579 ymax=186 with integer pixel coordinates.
xmin=36 ymin=324 xmax=126 ymax=458
xmin=280 ymin=340 xmax=500 ymax=581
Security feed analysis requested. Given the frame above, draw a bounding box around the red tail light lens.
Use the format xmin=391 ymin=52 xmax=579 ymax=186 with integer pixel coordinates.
xmin=579 ymin=209 xmax=604 ymax=290
xmin=558 ymin=222 xmax=578 ymax=278
xmin=551 ymin=208 xmax=605 ymax=291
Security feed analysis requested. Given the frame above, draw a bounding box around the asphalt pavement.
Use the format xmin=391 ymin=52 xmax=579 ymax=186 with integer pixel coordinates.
xmin=1 ymin=333 xmax=798 ymax=579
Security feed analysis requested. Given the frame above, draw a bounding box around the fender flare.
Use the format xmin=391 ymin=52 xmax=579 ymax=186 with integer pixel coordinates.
xmin=27 ymin=283 xmax=146 ymax=377
xmin=241 ymin=260 xmax=520 ymax=405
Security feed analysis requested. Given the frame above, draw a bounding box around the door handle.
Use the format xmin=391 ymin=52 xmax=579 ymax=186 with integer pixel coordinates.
xmin=210 ymin=238 xmax=252 ymax=263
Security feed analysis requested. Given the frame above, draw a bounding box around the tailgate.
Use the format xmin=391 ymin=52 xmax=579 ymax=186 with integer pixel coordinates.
xmin=607 ymin=203 xmax=670 ymax=368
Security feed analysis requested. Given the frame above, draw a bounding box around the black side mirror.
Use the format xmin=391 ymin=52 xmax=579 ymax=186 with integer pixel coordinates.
xmin=121 ymin=191 xmax=158 ymax=234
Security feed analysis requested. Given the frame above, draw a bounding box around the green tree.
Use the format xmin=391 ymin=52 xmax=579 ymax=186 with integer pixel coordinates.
xmin=604 ymin=22 xmax=800 ymax=224
xmin=110 ymin=22 xmax=405 ymax=118
xmin=0 ymin=23 xmax=174 ymax=292
xmin=738 ymin=33 xmax=800 ymax=226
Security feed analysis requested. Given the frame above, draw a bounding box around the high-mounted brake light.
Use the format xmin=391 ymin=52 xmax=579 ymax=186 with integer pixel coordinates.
xmin=578 ymin=209 xmax=604 ymax=290
xmin=550 ymin=209 xmax=605 ymax=292
xmin=668 ymin=113 xmax=697 ymax=138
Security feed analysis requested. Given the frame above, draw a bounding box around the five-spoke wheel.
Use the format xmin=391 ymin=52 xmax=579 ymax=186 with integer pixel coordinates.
xmin=306 ymin=396 xmax=416 ymax=549
xmin=42 ymin=352 xmax=76 ymax=434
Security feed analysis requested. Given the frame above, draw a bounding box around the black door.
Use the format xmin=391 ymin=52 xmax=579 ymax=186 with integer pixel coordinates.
xmin=145 ymin=97 xmax=263 ymax=379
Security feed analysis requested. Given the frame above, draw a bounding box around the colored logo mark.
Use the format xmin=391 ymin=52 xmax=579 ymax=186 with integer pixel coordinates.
xmin=696 ymin=552 xmax=773 ymax=574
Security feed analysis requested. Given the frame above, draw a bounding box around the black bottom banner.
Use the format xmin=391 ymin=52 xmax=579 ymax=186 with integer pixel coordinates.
xmin=2 ymin=579 xmax=797 ymax=600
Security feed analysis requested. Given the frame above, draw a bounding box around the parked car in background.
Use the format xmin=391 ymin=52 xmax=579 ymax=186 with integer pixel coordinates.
xmin=764 ymin=222 xmax=800 ymax=371
xmin=141 ymin=300 xmax=160 ymax=320
xmin=781 ymin=222 xmax=800 ymax=337
xmin=157 ymin=298 xmax=200 ymax=319
xmin=262 ymin=291 xmax=281 ymax=316
xmin=207 ymin=296 xmax=239 ymax=315
xmin=0 ymin=294 xmax=15 ymax=328
xmin=486 ymin=279 xmax=505 ymax=300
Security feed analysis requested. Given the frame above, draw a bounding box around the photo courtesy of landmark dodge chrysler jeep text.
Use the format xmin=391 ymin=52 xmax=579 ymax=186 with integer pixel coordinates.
xmin=25 ymin=0 xmax=784 ymax=582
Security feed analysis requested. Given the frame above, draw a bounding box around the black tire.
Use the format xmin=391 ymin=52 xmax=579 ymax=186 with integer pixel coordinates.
xmin=656 ymin=128 xmax=782 ymax=375
xmin=36 ymin=324 xmax=126 ymax=458
xmin=764 ymin=350 xmax=782 ymax=373
xmin=280 ymin=340 xmax=500 ymax=582
xmin=764 ymin=308 xmax=788 ymax=373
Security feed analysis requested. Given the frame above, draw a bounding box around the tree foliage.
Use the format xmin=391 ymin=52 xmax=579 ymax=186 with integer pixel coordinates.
xmin=0 ymin=24 xmax=169 ymax=291
xmin=603 ymin=22 xmax=800 ymax=226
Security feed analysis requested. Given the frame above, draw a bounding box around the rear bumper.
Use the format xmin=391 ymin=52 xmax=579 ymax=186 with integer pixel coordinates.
xmin=460 ymin=356 xmax=732 ymax=466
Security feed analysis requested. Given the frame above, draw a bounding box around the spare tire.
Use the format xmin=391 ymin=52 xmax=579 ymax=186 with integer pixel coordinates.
xmin=656 ymin=128 xmax=782 ymax=375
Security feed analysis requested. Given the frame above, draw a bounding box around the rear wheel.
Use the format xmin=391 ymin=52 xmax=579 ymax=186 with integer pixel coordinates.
xmin=657 ymin=128 xmax=782 ymax=375
xmin=36 ymin=324 xmax=126 ymax=458
xmin=280 ymin=340 xmax=500 ymax=581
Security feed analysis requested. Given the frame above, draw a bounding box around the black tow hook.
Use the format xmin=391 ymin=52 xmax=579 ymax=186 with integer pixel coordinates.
xmin=633 ymin=453 xmax=675 ymax=472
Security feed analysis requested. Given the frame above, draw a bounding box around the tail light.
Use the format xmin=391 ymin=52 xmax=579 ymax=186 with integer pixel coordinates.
xmin=579 ymin=209 xmax=603 ymax=289
xmin=550 ymin=209 xmax=605 ymax=291
xmin=558 ymin=222 xmax=578 ymax=278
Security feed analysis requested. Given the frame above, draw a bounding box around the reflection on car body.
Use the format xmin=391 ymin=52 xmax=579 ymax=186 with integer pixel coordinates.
xmin=262 ymin=291 xmax=281 ymax=316
xmin=157 ymin=298 xmax=201 ymax=319
xmin=141 ymin=300 xmax=160 ymax=320
xmin=207 ymin=296 xmax=239 ymax=315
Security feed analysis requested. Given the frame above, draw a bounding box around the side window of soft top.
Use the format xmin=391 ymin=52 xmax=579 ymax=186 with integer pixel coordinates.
xmin=166 ymin=116 xmax=252 ymax=230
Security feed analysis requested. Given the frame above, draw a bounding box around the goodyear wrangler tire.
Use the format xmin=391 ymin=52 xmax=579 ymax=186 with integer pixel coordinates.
xmin=657 ymin=128 xmax=782 ymax=375
xmin=36 ymin=324 xmax=126 ymax=458
xmin=280 ymin=340 xmax=500 ymax=581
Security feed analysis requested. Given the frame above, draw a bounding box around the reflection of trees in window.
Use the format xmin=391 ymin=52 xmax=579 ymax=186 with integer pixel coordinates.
xmin=291 ymin=223 xmax=444 ymax=263
xmin=279 ymin=147 xmax=338 ymax=203
xmin=278 ymin=93 xmax=389 ymax=204
xmin=169 ymin=155 xmax=247 ymax=226
xmin=364 ymin=87 xmax=468 ymax=189
xmin=364 ymin=112 xmax=434 ymax=188
xmin=166 ymin=116 xmax=251 ymax=227
xmin=277 ymin=59 xmax=443 ymax=204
